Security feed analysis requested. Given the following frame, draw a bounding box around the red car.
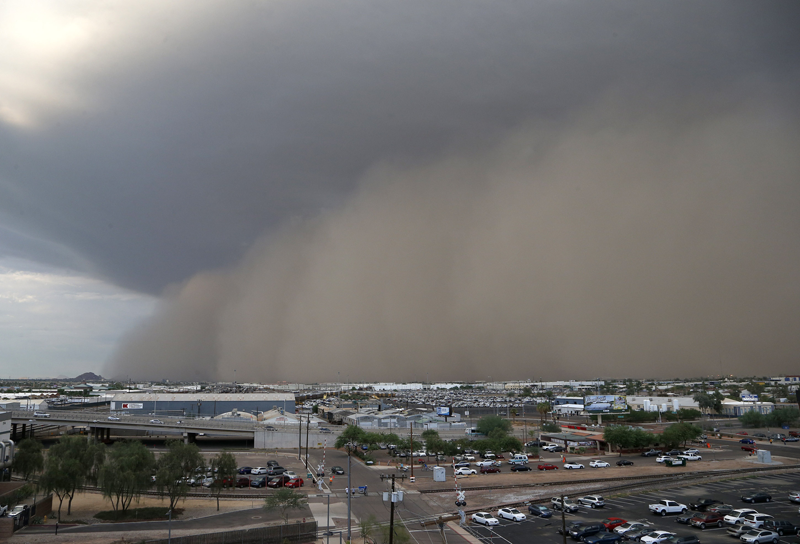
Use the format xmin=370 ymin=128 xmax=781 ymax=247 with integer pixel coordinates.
xmin=480 ymin=466 xmax=500 ymax=474
xmin=736 ymin=432 xmax=748 ymax=435
xmin=538 ymin=464 xmax=558 ymax=470
xmin=267 ymin=475 xmax=294 ymax=488
xmin=236 ymin=477 xmax=251 ymax=488
xmin=742 ymin=445 xmax=757 ymax=452
xmin=285 ymin=477 xmax=304 ymax=488
xmin=601 ymin=518 xmax=627 ymax=531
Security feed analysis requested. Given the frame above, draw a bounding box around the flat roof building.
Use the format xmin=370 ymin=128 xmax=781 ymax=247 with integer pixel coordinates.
xmin=110 ymin=392 xmax=295 ymax=418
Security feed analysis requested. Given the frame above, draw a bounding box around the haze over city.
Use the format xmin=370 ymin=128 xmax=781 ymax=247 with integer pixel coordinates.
xmin=1 ymin=1 xmax=799 ymax=381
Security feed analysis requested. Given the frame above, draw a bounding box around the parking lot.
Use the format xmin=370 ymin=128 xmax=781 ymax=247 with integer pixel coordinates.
xmin=464 ymin=471 xmax=800 ymax=544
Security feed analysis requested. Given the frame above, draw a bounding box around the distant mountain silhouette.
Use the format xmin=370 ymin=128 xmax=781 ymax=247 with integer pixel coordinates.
xmin=72 ymin=372 xmax=103 ymax=382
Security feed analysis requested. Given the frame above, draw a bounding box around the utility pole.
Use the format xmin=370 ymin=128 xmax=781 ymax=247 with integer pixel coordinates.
xmin=305 ymin=412 xmax=310 ymax=471
xmin=347 ymin=445 xmax=352 ymax=543
xmin=389 ymin=474 xmax=396 ymax=544
xmin=410 ymin=422 xmax=414 ymax=479
xmin=298 ymin=414 xmax=303 ymax=460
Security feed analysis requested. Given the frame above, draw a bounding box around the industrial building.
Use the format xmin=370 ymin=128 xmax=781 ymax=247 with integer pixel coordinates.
xmin=110 ymin=392 xmax=295 ymax=418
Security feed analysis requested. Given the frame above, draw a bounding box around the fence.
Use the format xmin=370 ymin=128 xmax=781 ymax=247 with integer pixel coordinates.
xmin=146 ymin=520 xmax=318 ymax=544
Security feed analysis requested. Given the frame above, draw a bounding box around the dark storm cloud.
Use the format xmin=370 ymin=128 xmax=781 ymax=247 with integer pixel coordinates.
xmin=2 ymin=1 xmax=800 ymax=380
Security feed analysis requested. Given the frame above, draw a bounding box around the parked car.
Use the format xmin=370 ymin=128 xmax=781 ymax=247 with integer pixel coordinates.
xmin=741 ymin=492 xmax=772 ymax=503
xmin=572 ymin=524 xmax=606 ymax=540
xmin=558 ymin=521 xmax=585 ymax=535
xmin=564 ymin=462 xmax=585 ymax=469
xmin=665 ymin=450 xmax=683 ymax=456
xmin=238 ymin=466 xmax=253 ymax=474
xmin=267 ymin=475 xmax=292 ymax=488
xmin=789 ymin=491 xmax=800 ymax=503
xmin=638 ymin=531 xmax=675 ymax=544
xmin=8 ymin=504 xmax=30 ymax=519
xmin=551 ymin=497 xmax=579 ymax=513
xmin=642 ymin=449 xmax=663 ymax=457
xmin=266 ymin=460 xmax=280 ymax=467
xmin=656 ymin=455 xmax=673 ymax=463
xmin=250 ymin=476 xmax=267 ymax=488
xmin=624 ymin=527 xmax=656 ymax=541
xmin=601 ymin=518 xmax=628 ymax=531
xmin=236 ymin=477 xmax=251 ymax=488
xmin=742 ymin=513 xmax=774 ymax=529
xmin=528 ymin=504 xmax=552 ymax=518
xmin=662 ymin=536 xmax=699 ymax=544
xmin=583 ymin=532 xmax=623 ymax=544
xmin=727 ymin=524 xmax=752 ymax=538
xmin=690 ymin=512 xmax=725 ymax=529
xmin=497 ymin=507 xmax=526 ymax=522
xmin=538 ymin=464 xmax=558 ymax=470
xmin=615 ymin=522 xmax=650 ymax=535
xmin=674 ymin=513 xmax=694 ymax=525
xmin=579 ymin=495 xmax=605 ymax=508
xmin=266 ymin=466 xmax=286 ymax=476
xmin=285 ymin=477 xmax=304 ymax=488
xmin=251 ymin=467 xmax=268 ymax=475
xmin=617 ymin=459 xmax=635 ymax=466
xmin=739 ymin=529 xmax=779 ymax=544
xmin=590 ymin=459 xmax=611 ymax=468
xmin=471 ymin=512 xmax=499 ymax=526
xmin=724 ymin=509 xmax=758 ymax=525
xmin=649 ymin=500 xmax=688 ymax=516
xmin=455 ymin=467 xmax=477 ymax=476
xmin=762 ymin=520 xmax=798 ymax=536
xmin=689 ymin=498 xmax=721 ymax=511
xmin=708 ymin=504 xmax=734 ymax=516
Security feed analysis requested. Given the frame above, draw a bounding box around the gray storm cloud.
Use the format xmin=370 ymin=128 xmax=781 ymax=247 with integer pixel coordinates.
xmin=106 ymin=106 xmax=800 ymax=382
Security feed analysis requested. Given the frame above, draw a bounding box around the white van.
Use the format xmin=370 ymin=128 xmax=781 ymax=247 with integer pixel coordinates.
xmin=508 ymin=454 xmax=528 ymax=465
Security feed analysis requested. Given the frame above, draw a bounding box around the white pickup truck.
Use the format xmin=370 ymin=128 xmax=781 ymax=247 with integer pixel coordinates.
xmin=649 ymin=499 xmax=688 ymax=516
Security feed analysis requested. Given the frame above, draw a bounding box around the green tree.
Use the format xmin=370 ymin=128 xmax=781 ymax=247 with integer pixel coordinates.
xmin=541 ymin=422 xmax=561 ymax=433
xmin=12 ymin=438 xmax=44 ymax=483
xmin=155 ymin=440 xmax=205 ymax=510
xmin=766 ymin=407 xmax=800 ymax=428
xmin=739 ymin=410 xmax=766 ymax=428
xmin=98 ymin=441 xmax=155 ymax=513
xmin=40 ymin=436 xmax=105 ymax=520
xmin=676 ymin=408 xmax=702 ymax=421
xmin=264 ymin=487 xmax=308 ymax=523
xmin=693 ymin=393 xmax=716 ymax=415
xmin=421 ymin=429 xmax=440 ymax=454
xmin=359 ymin=514 xmax=378 ymax=544
xmin=522 ymin=387 xmax=533 ymax=397
xmin=476 ymin=415 xmax=512 ymax=436
xmin=209 ymin=451 xmax=238 ymax=511
xmin=661 ymin=422 xmax=702 ymax=447
xmin=379 ymin=523 xmax=411 ymax=544
xmin=335 ymin=425 xmax=367 ymax=450
xmin=536 ymin=402 xmax=550 ymax=424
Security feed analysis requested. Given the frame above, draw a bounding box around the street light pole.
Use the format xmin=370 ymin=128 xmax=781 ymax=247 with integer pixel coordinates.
xmin=347 ymin=445 xmax=352 ymax=542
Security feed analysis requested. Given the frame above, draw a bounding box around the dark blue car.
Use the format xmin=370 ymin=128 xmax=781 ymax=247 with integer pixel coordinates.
xmin=528 ymin=504 xmax=552 ymax=518
xmin=583 ymin=533 xmax=623 ymax=544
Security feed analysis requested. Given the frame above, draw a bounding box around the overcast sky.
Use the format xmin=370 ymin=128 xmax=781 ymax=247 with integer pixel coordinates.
xmin=1 ymin=1 xmax=799 ymax=380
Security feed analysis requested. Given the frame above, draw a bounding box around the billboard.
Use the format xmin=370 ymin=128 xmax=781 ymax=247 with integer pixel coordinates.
xmin=741 ymin=394 xmax=758 ymax=402
xmin=584 ymin=395 xmax=627 ymax=413
xmin=121 ymin=402 xmax=144 ymax=409
xmin=436 ymin=406 xmax=452 ymax=417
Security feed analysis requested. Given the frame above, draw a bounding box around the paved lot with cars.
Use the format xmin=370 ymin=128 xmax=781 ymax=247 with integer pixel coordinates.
xmin=462 ymin=471 xmax=800 ymax=544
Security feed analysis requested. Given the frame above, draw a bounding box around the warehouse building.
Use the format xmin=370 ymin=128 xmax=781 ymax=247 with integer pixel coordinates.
xmin=110 ymin=392 xmax=295 ymax=418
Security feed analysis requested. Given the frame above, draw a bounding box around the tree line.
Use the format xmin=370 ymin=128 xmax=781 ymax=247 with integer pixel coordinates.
xmin=13 ymin=437 xmax=238 ymax=521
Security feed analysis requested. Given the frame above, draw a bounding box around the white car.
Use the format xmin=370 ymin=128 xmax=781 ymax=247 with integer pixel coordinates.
xmin=455 ymin=467 xmax=477 ymax=476
xmin=679 ymin=454 xmax=702 ymax=461
xmin=149 ymin=419 xmax=164 ymax=424
xmin=639 ymin=531 xmax=675 ymax=544
xmin=463 ymin=455 xmax=476 ymax=461
xmin=724 ymin=509 xmax=758 ymax=525
xmin=589 ymin=460 xmax=610 ymax=468
xmin=683 ymin=449 xmax=700 ymax=455
xmin=739 ymin=529 xmax=779 ymax=544
xmin=789 ymin=491 xmax=800 ymax=503
xmin=284 ymin=470 xmax=298 ymax=478
xmin=614 ymin=522 xmax=649 ymax=535
xmin=34 ymin=411 xmax=50 ymax=418
xmin=108 ymin=416 xmax=121 ymax=421
xmin=656 ymin=455 xmax=672 ymax=463
xmin=578 ymin=495 xmax=605 ymax=508
xmin=251 ymin=467 xmax=268 ymax=475
xmin=471 ymin=512 xmax=499 ymax=526
xmin=476 ymin=460 xmax=496 ymax=467
xmin=742 ymin=513 xmax=774 ymax=529
xmin=649 ymin=499 xmax=688 ymax=516
xmin=563 ymin=462 xmax=584 ymax=469
xmin=497 ymin=507 xmax=526 ymax=522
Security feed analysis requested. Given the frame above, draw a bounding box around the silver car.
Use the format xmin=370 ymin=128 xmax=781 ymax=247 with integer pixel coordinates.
xmin=740 ymin=529 xmax=778 ymax=544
